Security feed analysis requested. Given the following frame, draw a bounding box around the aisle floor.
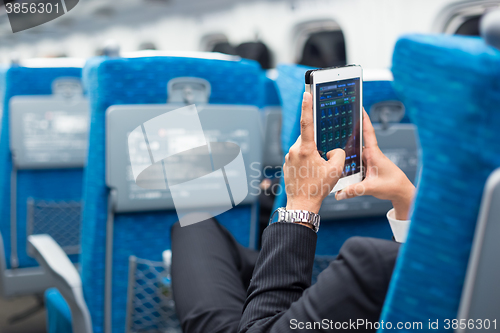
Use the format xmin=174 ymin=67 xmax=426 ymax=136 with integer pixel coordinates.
xmin=0 ymin=296 xmax=46 ymax=333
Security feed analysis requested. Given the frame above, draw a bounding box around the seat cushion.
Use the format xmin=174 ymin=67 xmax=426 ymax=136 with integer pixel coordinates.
xmin=380 ymin=34 xmax=500 ymax=328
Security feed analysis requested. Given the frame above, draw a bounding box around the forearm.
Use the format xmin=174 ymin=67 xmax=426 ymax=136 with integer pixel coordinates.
xmin=238 ymin=223 xmax=317 ymax=333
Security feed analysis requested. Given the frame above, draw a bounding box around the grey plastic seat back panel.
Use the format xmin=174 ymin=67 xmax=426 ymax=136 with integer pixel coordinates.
xmin=319 ymin=123 xmax=418 ymax=219
xmin=9 ymin=96 xmax=89 ymax=169
xmin=262 ymin=107 xmax=283 ymax=168
xmin=106 ymin=104 xmax=263 ymax=213
xmin=167 ymin=77 xmax=211 ymax=105
xmin=457 ymin=168 xmax=500 ymax=332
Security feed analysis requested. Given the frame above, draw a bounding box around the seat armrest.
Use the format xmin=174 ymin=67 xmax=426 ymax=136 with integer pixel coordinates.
xmin=28 ymin=234 xmax=93 ymax=333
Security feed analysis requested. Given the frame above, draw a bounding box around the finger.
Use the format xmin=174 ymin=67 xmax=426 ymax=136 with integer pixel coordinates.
xmin=300 ymin=92 xmax=314 ymax=144
xmin=335 ymin=181 xmax=366 ymax=201
xmin=326 ymin=148 xmax=346 ymax=170
xmin=362 ymin=109 xmax=378 ymax=148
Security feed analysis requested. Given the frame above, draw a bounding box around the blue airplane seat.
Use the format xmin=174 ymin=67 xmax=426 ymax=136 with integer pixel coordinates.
xmin=272 ymin=64 xmax=409 ymax=257
xmin=0 ymin=61 xmax=86 ymax=300
xmin=261 ymin=72 xmax=281 ymax=107
xmin=379 ymin=34 xmax=500 ymax=331
xmin=260 ymin=72 xmax=283 ymax=169
xmin=38 ymin=53 xmax=264 ymax=333
xmin=363 ymin=71 xmax=411 ymax=124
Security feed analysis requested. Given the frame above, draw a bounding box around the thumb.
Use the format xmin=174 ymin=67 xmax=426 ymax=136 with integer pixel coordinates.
xmin=335 ymin=182 xmax=366 ymax=201
xmin=326 ymin=149 xmax=345 ymax=184
xmin=326 ymin=148 xmax=345 ymax=169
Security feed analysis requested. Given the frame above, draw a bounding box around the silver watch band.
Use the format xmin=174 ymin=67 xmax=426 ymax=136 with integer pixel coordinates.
xmin=269 ymin=207 xmax=320 ymax=232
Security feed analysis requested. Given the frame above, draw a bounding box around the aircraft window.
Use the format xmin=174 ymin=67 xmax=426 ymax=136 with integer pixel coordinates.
xmin=201 ymin=32 xmax=273 ymax=69
xmin=436 ymin=1 xmax=500 ymax=35
xmin=138 ymin=42 xmax=157 ymax=51
xmin=211 ymin=42 xmax=237 ymax=55
xmin=201 ymin=33 xmax=234 ymax=54
xmin=294 ymin=20 xmax=346 ymax=68
xmin=235 ymin=42 xmax=272 ymax=69
xmin=455 ymin=16 xmax=481 ymax=36
xmin=298 ymin=30 xmax=346 ymax=68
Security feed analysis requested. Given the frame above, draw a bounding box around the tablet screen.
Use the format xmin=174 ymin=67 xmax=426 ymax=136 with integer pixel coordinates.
xmin=316 ymin=77 xmax=361 ymax=176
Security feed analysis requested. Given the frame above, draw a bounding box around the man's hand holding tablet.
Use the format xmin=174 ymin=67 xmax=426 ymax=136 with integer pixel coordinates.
xmin=284 ymin=92 xmax=345 ymax=217
xmin=336 ymin=109 xmax=415 ymax=220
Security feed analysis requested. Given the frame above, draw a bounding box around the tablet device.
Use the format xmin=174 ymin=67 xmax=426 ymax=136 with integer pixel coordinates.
xmin=306 ymin=65 xmax=363 ymax=192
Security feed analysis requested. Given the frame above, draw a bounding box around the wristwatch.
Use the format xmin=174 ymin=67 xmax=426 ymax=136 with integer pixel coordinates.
xmin=269 ymin=207 xmax=320 ymax=233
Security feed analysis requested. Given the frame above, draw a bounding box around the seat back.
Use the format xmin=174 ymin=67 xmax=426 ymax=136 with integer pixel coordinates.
xmin=273 ymin=64 xmax=418 ymax=256
xmin=379 ymin=34 xmax=500 ymax=330
xmin=107 ymin=103 xmax=262 ymax=332
xmin=80 ymin=53 xmax=264 ymax=333
xmin=9 ymin=79 xmax=88 ymax=258
xmin=0 ymin=60 xmax=87 ymax=297
xmin=261 ymin=106 xmax=283 ymax=168
xmin=260 ymin=74 xmax=282 ymax=169
xmin=260 ymin=73 xmax=281 ymax=108
xmin=363 ymin=69 xmax=411 ymax=124
xmin=457 ymin=168 xmax=500 ymax=332
xmin=107 ymin=104 xmax=262 ymax=214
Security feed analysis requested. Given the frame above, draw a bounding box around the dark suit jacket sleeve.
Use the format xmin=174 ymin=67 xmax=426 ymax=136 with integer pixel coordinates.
xmin=238 ymin=222 xmax=400 ymax=333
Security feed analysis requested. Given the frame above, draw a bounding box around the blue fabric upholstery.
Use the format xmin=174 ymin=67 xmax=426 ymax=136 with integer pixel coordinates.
xmin=379 ymin=34 xmax=500 ymax=330
xmin=79 ymin=56 xmax=264 ymax=333
xmin=272 ymin=64 xmax=395 ymax=255
xmin=260 ymin=74 xmax=281 ymax=107
xmin=364 ymin=80 xmax=411 ymax=123
xmin=0 ymin=66 xmax=82 ymax=269
xmin=45 ymin=288 xmax=72 ymax=333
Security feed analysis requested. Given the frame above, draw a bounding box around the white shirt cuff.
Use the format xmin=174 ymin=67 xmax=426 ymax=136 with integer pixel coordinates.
xmin=387 ymin=208 xmax=410 ymax=243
